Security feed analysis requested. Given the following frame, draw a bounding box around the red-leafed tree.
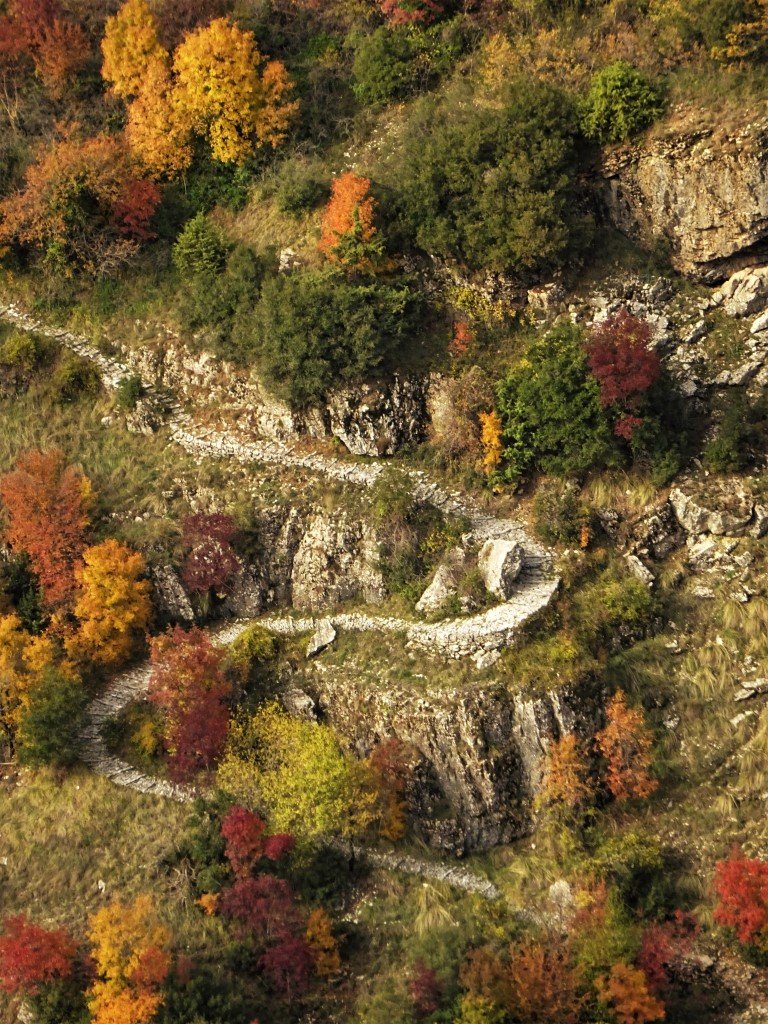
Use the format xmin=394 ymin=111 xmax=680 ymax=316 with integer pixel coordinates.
xmin=379 ymin=0 xmax=448 ymax=25
xmin=258 ymin=934 xmax=314 ymax=998
xmin=0 ymin=0 xmax=88 ymax=97
xmin=148 ymin=626 xmax=231 ymax=782
xmin=713 ymin=851 xmax=768 ymax=950
xmin=181 ymin=512 xmax=240 ymax=597
xmin=0 ymin=449 xmax=91 ymax=610
xmin=221 ymin=805 xmax=294 ymax=878
xmin=0 ymin=914 xmax=77 ymax=996
xmin=218 ymin=876 xmax=302 ymax=943
xmin=409 ymin=960 xmax=442 ymax=1019
xmin=586 ymin=309 xmax=661 ymax=441
xmin=637 ymin=911 xmax=699 ymax=994
xmin=112 ymin=179 xmax=162 ymax=241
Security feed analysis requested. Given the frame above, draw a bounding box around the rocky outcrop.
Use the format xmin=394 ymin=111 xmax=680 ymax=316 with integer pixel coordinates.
xmin=309 ymin=673 xmax=602 ymax=854
xmin=478 ymin=539 xmax=524 ymax=599
xmin=601 ymin=116 xmax=768 ymax=281
xmin=123 ymin=338 xmax=430 ymax=457
xmin=670 ymin=482 xmax=768 ymax=539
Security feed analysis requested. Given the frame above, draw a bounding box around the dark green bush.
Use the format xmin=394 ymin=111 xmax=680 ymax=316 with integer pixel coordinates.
xmin=17 ymin=669 xmax=89 ymax=768
xmin=51 ymin=353 xmax=102 ymax=403
xmin=116 ymin=374 xmax=145 ymax=410
xmin=1 ymin=552 xmax=45 ymax=634
xmin=581 ymin=61 xmax=665 ymax=143
xmin=703 ymin=393 xmax=768 ymax=473
xmin=496 ymin=322 xmax=618 ymax=481
xmin=352 ymin=21 xmax=466 ymax=108
xmin=395 ymin=79 xmax=589 ymax=275
xmin=246 ymin=268 xmax=423 ymax=406
xmin=173 ymin=213 xmax=230 ymax=282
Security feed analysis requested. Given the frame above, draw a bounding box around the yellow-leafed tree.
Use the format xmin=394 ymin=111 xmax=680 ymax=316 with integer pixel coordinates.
xmin=101 ymin=0 xmax=168 ymax=100
xmin=68 ymin=539 xmax=152 ymax=669
xmin=126 ymin=59 xmax=193 ymax=179
xmin=172 ymin=18 xmax=297 ymax=165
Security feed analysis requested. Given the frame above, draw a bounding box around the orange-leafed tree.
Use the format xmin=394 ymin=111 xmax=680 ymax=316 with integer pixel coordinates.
xmin=172 ymin=18 xmax=297 ymax=165
xmin=379 ymin=0 xmax=448 ymax=25
xmin=318 ymin=171 xmax=382 ymax=269
xmin=502 ymin=940 xmax=585 ymax=1024
xmin=479 ymin=409 xmax=503 ymax=476
xmin=596 ymin=690 xmax=658 ymax=802
xmin=596 ymin=963 xmax=665 ymax=1024
xmin=541 ymin=732 xmax=594 ymax=810
xmin=125 ymin=59 xmax=193 ymax=179
xmin=0 ymin=0 xmax=89 ymax=98
xmin=0 ymin=449 xmax=91 ymax=610
xmin=68 ymin=539 xmax=152 ymax=668
xmin=305 ymin=908 xmax=341 ymax=977
xmin=0 ymin=134 xmax=157 ymax=274
xmin=87 ymin=895 xmax=171 ymax=1024
xmin=101 ymin=0 xmax=168 ymax=100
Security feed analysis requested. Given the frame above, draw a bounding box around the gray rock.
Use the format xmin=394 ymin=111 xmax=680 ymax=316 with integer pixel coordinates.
xmin=477 ymin=539 xmax=523 ymax=600
xmin=306 ymin=619 xmax=337 ymax=658
xmin=150 ymin=565 xmax=194 ymax=624
xmin=415 ymin=546 xmax=467 ymax=614
xmin=670 ymin=484 xmax=756 ymax=537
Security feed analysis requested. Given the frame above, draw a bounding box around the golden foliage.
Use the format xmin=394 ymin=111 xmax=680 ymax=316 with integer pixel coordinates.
xmin=172 ymin=18 xmax=297 ymax=164
xmin=596 ymin=963 xmax=665 ymax=1024
xmin=102 ymin=0 xmax=168 ymax=100
xmin=479 ymin=410 xmax=503 ymax=476
xmin=68 ymin=539 xmax=152 ymax=669
xmin=125 ymin=59 xmax=192 ymax=179
xmin=305 ymin=908 xmax=341 ymax=977
xmin=541 ymin=733 xmax=594 ymax=810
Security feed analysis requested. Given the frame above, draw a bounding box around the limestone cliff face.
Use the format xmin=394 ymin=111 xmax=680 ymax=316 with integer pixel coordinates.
xmin=308 ymin=673 xmax=602 ymax=854
xmin=601 ymin=115 xmax=768 ymax=281
xmin=123 ymin=339 xmax=429 ymax=457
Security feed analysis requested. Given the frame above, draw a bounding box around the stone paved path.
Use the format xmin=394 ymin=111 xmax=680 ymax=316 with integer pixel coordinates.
xmin=0 ymin=303 xmax=549 ymax=899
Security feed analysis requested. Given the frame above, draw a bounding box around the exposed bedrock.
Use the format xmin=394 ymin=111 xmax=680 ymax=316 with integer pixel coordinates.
xmin=123 ymin=339 xmax=430 ymax=457
xmin=601 ymin=115 xmax=768 ymax=281
xmin=306 ymin=674 xmax=602 ymax=855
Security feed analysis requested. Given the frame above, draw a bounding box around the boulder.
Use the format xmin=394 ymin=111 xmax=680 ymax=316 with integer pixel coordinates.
xmin=415 ymin=546 xmax=467 ymax=614
xmin=670 ymin=483 xmax=756 ymax=537
xmin=307 ymin=620 xmax=337 ymax=657
xmin=477 ymin=539 xmax=524 ymax=600
xmin=713 ymin=265 xmax=768 ymax=317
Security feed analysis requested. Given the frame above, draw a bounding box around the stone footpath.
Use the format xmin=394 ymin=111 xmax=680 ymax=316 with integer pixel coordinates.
xmin=1 ymin=303 xmax=551 ymax=897
xmin=0 ymin=303 xmax=558 ymax=659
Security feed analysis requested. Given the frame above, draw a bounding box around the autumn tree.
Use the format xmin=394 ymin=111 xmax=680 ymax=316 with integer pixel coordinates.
xmin=0 ymin=0 xmax=88 ymax=98
xmin=379 ymin=0 xmax=448 ymax=25
xmin=0 ymin=613 xmax=58 ymax=757
xmin=125 ymin=59 xmax=193 ymax=179
xmin=0 ymin=134 xmax=158 ymax=273
xmin=637 ymin=912 xmax=699 ymax=994
xmin=218 ymin=875 xmax=302 ymax=944
xmin=181 ymin=512 xmax=240 ymax=599
xmin=479 ymin=410 xmax=503 ymax=476
xmin=596 ymin=963 xmax=665 ymax=1024
xmin=318 ymin=172 xmax=382 ymax=269
xmin=365 ymin=737 xmax=411 ymax=841
xmin=409 ymin=960 xmax=442 ymax=1019
xmin=587 ymin=310 xmax=661 ymax=441
xmin=148 ymin=625 xmax=231 ymax=782
xmin=305 ymin=908 xmax=340 ymax=978
xmin=0 ymin=449 xmax=91 ymax=609
xmin=596 ymin=690 xmax=658 ymax=802
xmin=541 ymin=732 xmax=594 ymax=811
xmin=68 ymin=539 xmax=152 ymax=669
xmin=218 ymin=703 xmax=378 ymax=845
xmin=101 ymin=0 xmax=168 ymax=100
xmin=173 ymin=18 xmax=297 ymax=165
xmin=258 ymin=933 xmax=314 ymax=998
xmin=88 ymin=895 xmax=171 ymax=1024
xmin=713 ymin=851 xmax=768 ymax=952
xmin=221 ymin=804 xmax=294 ymax=878
xmin=0 ymin=914 xmax=78 ymax=997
